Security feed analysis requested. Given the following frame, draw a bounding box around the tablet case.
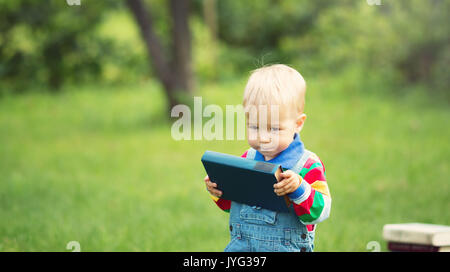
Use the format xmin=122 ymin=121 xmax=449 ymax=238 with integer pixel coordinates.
xmin=201 ymin=150 xmax=290 ymax=213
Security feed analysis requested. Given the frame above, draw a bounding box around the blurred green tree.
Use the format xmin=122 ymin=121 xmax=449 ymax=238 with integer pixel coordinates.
xmin=279 ymin=0 xmax=450 ymax=95
xmin=126 ymin=0 xmax=193 ymax=109
xmin=0 ymin=0 xmax=447 ymax=100
xmin=213 ymin=0 xmax=333 ymax=71
xmin=0 ymin=0 xmax=119 ymax=92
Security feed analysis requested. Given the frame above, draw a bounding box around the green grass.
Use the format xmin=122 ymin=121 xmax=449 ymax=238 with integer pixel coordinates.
xmin=0 ymin=78 xmax=449 ymax=251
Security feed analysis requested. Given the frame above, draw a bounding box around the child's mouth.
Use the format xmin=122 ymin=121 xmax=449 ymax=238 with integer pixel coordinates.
xmin=259 ymin=145 xmax=275 ymax=152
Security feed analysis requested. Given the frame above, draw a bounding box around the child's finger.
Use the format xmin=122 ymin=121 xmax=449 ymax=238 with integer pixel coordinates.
xmin=275 ymin=177 xmax=299 ymax=195
xmin=274 ymin=187 xmax=287 ymax=196
xmin=281 ymin=170 xmax=294 ymax=178
xmin=276 ymin=184 xmax=295 ymax=196
xmin=205 ymin=181 xmax=220 ymax=194
xmin=274 ymin=177 xmax=287 ymax=188
xmin=210 ymin=188 xmax=222 ymax=197
xmin=204 ymin=175 xmax=210 ymax=182
xmin=282 ymin=183 xmax=296 ymax=195
xmin=279 ymin=172 xmax=290 ymax=180
xmin=282 ymin=178 xmax=301 ymax=195
xmin=274 ymin=184 xmax=287 ymax=195
xmin=274 ymin=175 xmax=294 ymax=189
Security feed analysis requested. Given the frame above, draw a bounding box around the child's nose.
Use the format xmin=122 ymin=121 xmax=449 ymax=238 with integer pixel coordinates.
xmin=259 ymin=130 xmax=271 ymax=143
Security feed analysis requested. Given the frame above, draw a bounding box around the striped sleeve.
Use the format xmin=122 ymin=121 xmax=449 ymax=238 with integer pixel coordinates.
xmin=210 ymin=194 xmax=231 ymax=213
xmin=290 ymin=153 xmax=331 ymax=225
xmin=209 ymin=151 xmax=248 ymax=213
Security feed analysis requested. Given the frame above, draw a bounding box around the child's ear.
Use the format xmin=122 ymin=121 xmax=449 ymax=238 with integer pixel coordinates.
xmin=296 ymin=113 xmax=307 ymax=132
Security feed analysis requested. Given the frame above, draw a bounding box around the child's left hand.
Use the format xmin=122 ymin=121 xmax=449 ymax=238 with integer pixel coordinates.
xmin=273 ymin=170 xmax=301 ymax=196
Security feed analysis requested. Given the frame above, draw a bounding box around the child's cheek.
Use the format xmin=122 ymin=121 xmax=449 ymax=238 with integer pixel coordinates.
xmin=247 ymin=134 xmax=258 ymax=148
xmin=276 ymin=135 xmax=292 ymax=152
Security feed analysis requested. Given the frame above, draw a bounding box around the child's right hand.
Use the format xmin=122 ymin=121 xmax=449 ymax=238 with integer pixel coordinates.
xmin=204 ymin=175 xmax=223 ymax=198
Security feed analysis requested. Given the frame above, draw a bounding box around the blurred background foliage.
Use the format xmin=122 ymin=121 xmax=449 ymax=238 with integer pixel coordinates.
xmin=0 ymin=0 xmax=448 ymax=99
xmin=0 ymin=0 xmax=449 ymax=252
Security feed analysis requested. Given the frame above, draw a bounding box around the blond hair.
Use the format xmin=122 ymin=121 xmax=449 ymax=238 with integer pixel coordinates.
xmin=242 ymin=64 xmax=306 ymax=116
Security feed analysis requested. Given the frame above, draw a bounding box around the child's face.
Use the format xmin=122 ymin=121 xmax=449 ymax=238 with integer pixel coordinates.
xmin=246 ymin=105 xmax=306 ymax=161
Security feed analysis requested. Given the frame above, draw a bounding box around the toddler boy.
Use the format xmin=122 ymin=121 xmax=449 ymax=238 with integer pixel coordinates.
xmin=204 ymin=64 xmax=331 ymax=252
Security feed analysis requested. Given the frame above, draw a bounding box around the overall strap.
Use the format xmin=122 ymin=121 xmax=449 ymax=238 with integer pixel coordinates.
xmin=246 ymin=147 xmax=257 ymax=160
xmin=290 ymin=149 xmax=312 ymax=174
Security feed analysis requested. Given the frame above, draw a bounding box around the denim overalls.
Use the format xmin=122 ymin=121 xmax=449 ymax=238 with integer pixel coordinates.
xmin=224 ymin=147 xmax=315 ymax=252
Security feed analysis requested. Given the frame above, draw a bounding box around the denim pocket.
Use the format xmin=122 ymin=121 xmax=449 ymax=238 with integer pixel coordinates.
xmin=239 ymin=204 xmax=277 ymax=225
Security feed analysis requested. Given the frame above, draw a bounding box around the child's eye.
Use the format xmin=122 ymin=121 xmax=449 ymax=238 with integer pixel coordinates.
xmin=249 ymin=125 xmax=258 ymax=130
xmin=271 ymin=127 xmax=280 ymax=131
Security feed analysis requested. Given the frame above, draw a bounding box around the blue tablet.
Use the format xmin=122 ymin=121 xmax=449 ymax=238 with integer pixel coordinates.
xmin=201 ymin=150 xmax=289 ymax=213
